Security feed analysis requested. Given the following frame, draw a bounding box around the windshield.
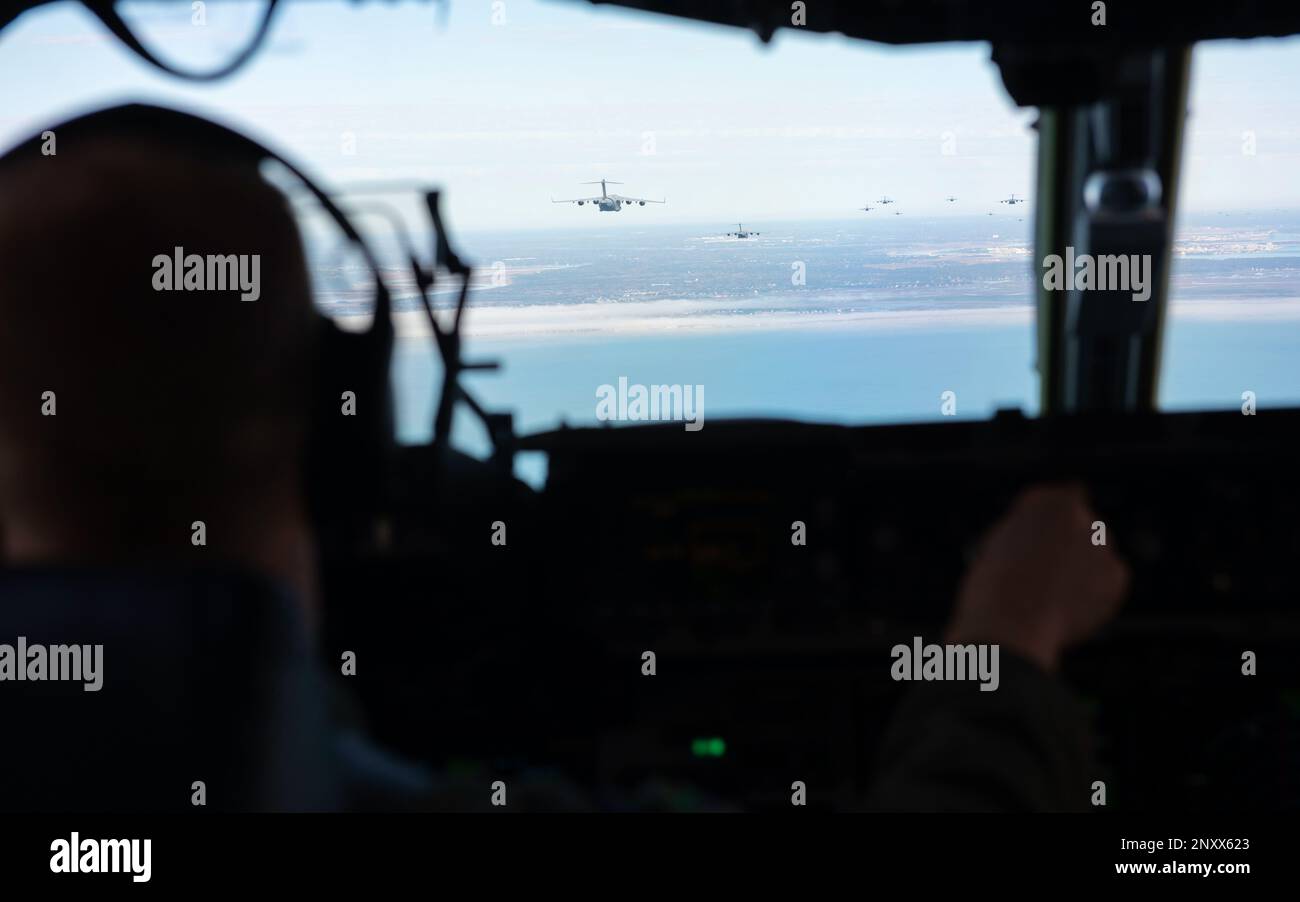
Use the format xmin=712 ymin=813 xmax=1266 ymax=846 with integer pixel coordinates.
xmin=2 ymin=0 xmax=1042 ymax=459
xmin=1160 ymin=37 xmax=1300 ymax=413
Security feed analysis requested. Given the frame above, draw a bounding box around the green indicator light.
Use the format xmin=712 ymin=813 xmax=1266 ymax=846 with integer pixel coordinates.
xmin=691 ymin=737 xmax=726 ymax=758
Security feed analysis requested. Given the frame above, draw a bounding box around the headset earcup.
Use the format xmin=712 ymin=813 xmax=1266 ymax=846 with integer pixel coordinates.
xmin=305 ymin=314 xmax=394 ymax=550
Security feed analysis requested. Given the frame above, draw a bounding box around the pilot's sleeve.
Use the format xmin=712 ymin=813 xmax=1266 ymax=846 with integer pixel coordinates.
xmin=866 ymin=650 xmax=1095 ymax=812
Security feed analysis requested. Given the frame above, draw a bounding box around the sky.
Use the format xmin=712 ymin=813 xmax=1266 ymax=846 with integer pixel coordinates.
xmin=1 ymin=0 xmax=1299 ymax=231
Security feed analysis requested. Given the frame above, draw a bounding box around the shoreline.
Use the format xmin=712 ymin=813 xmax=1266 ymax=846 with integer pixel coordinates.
xmin=333 ymin=295 xmax=1300 ymax=342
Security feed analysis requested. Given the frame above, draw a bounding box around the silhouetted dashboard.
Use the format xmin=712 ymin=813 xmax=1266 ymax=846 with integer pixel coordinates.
xmin=324 ymin=408 xmax=1300 ymax=810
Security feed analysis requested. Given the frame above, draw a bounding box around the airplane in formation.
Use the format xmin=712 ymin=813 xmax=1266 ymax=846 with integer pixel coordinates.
xmin=552 ymin=179 xmax=665 ymax=212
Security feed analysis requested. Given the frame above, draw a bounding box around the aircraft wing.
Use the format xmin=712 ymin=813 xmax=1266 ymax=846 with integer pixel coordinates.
xmin=552 ymin=196 xmax=604 ymax=204
xmin=608 ymin=194 xmax=665 ymax=204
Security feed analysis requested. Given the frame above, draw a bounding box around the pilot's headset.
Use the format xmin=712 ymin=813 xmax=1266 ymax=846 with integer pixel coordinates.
xmin=0 ymin=103 xmax=395 ymax=547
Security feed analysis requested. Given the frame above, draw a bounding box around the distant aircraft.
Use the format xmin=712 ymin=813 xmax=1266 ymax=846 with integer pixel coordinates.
xmin=725 ymin=223 xmax=759 ymax=238
xmin=1000 ymin=193 xmax=1025 ymax=205
xmin=946 ymin=196 xmax=957 ymax=203
xmin=877 ymin=196 xmax=895 ymax=205
xmin=859 ymin=204 xmax=874 ymax=212
xmin=893 ymin=210 xmax=903 ymax=216
xmin=552 ymin=179 xmax=665 ymax=212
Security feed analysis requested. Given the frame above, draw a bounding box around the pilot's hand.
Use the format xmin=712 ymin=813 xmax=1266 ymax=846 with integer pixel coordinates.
xmin=945 ymin=483 xmax=1129 ymax=672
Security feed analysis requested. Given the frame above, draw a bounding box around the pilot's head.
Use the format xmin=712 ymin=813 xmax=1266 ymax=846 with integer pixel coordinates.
xmin=0 ymin=123 xmax=320 ymax=602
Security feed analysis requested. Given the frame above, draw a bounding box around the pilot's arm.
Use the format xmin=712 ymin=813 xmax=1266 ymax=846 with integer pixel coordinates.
xmin=868 ymin=485 xmax=1129 ymax=811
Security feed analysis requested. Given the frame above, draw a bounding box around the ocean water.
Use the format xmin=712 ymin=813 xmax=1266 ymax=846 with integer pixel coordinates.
xmin=307 ymin=213 xmax=1300 ymax=469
